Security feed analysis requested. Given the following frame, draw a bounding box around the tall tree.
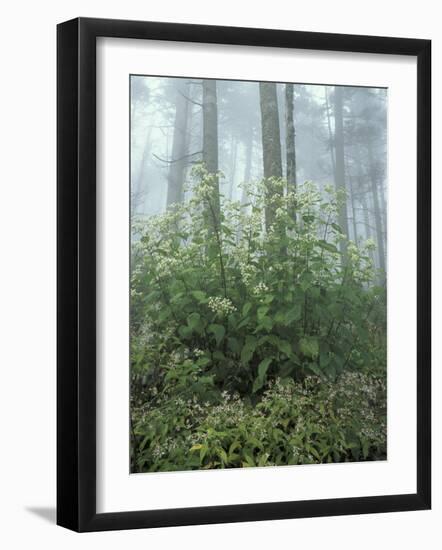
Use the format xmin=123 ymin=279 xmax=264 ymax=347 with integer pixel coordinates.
xmin=201 ymin=78 xmax=222 ymax=237
xmin=133 ymin=127 xmax=153 ymax=216
xmin=241 ymin=126 xmax=254 ymax=206
xmin=166 ymin=79 xmax=190 ymax=207
xmin=285 ymin=83 xmax=297 ymax=221
xmin=367 ymin=141 xmax=386 ymax=276
xmin=202 ymin=80 xmax=219 ymax=174
xmin=259 ymin=82 xmax=283 ymax=229
xmin=202 ymin=79 xmax=220 ymax=217
xmin=285 ymin=83 xmax=297 ymax=192
xmin=324 ymin=87 xmax=336 ymax=178
xmin=333 ymin=86 xmax=350 ymax=253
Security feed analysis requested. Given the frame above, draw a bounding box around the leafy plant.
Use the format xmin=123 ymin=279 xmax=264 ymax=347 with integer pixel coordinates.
xmin=130 ymin=166 xmax=386 ymax=472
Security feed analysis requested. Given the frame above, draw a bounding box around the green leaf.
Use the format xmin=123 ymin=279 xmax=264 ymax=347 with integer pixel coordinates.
xmin=278 ymin=362 xmax=295 ymax=378
xmin=208 ymin=323 xmax=226 ymax=346
xmin=275 ymin=338 xmax=292 ymax=357
xmin=243 ymin=453 xmax=255 ymax=467
xmin=253 ymin=357 xmax=272 ymax=392
xmin=216 ymin=447 xmax=228 ymax=464
xmin=258 ymin=316 xmax=273 ymax=331
xmin=229 ymin=441 xmax=241 ymax=457
xmin=258 ymin=453 xmax=269 ymax=467
xmin=242 ymin=302 xmax=252 ymax=317
xmin=306 ymin=362 xmax=323 ymax=377
xmin=300 ymin=272 xmax=313 ymax=292
xmin=257 ymin=306 xmax=270 ymax=320
xmin=286 ymin=304 xmax=302 ymax=323
xmin=187 ymin=312 xmax=202 ymax=333
xmin=274 ymin=310 xmax=286 ymax=325
xmin=303 ymin=214 xmax=315 ymax=224
xmin=320 ymin=352 xmax=330 ymax=368
xmin=299 ymin=337 xmax=319 ymax=359
xmin=196 ymin=357 xmax=211 ymax=367
xmin=241 ymin=336 xmax=257 ymax=364
xmin=318 ymin=240 xmax=339 ymax=253
xmin=227 ymin=337 xmax=241 ymax=354
xmin=258 ymin=357 xmax=272 ymax=379
xmin=191 ymin=290 xmax=207 ymax=302
xmin=200 ymin=444 xmax=208 ymax=462
xmin=361 ymin=439 xmax=369 ymax=459
xmin=178 ymin=325 xmax=192 ymax=339
xmin=158 ymin=308 xmax=171 ymax=323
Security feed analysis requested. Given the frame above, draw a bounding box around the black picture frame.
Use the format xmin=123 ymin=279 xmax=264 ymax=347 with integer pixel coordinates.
xmin=57 ymin=17 xmax=431 ymax=532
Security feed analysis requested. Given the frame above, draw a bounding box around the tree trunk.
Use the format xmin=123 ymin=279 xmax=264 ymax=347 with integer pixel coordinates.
xmin=360 ymin=194 xmax=376 ymax=265
xmin=167 ymin=80 xmax=190 ymax=207
xmin=228 ymin=135 xmax=238 ymax=199
xmin=333 ymin=86 xmax=349 ymax=254
xmin=347 ymin=174 xmax=358 ymax=243
xmin=202 ymin=79 xmax=220 ymax=229
xmin=285 ymin=83 xmax=297 ymax=221
xmin=259 ymin=82 xmax=283 ymax=230
xmin=325 ymin=87 xmax=336 ymax=177
xmin=241 ymin=127 xmax=253 ymax=206
xmin=367 ymin=141 xmax=386 ymax=278
xmin=285 ymin=83 xmax=297 ymax=193
xmin=202 ymin=79 xmax=220 ymax=217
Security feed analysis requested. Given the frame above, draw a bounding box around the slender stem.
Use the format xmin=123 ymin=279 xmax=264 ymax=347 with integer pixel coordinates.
xmin=207 ymin=196 xmax=228 ymax=298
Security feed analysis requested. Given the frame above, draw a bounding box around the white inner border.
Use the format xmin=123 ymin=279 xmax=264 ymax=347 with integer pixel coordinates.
xmin=96 ymin=37 xmax=417 ymax=513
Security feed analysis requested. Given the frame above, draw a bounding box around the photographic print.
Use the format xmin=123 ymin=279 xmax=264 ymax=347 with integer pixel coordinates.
xmin=129 ymin=75 xmax=387 ymax=474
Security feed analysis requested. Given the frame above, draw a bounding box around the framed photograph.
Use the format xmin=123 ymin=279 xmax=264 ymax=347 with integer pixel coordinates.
xmin=57 ymin=17 xmax=431 ymax=532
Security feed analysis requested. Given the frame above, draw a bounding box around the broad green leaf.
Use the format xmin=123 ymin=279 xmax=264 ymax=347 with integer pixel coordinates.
xmin=191 ymin=290 xmax=207 ymax=302
xmin=178 ymin=325 xmax=192 ymax=339
xmin=286 ymin=304 xmax=302 ymax=323
xmin=276 ymin=338 xmax=292 ymax=357
xmin=258 ymin=316 xmax=273 ymax=331
xmin=320 ymin=352 xmax=330 ymax=368
xmin=253 ymin=357 xmax=272 ymax=392
xmin=187 ymin=312 xmax=202 ymax=333
xmin=227 ymin=337 xmax=241 ymax=354
xmin=257 ymin=306 xmax=270 ymax=320
xmin=299 ymin=337 xmax=319 ymax=359
xmin=258 ymin=357 xmax=272 ymax=379
xmin=241 ymin=336 xmax=257 ymax=364
xmin=196 ymin=357 xmax=211 ymax=367
xmin=237 ymin=317 xmax=250 ymax=329
xmin=208 ymin=323 xmax=226 ymax=346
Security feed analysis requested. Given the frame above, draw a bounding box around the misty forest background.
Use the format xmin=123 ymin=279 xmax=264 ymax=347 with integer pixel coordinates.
xmin=130 ymin=76 xmax=387 ymax=473
xmin=131 ymin=77 xmax=386 ymax=273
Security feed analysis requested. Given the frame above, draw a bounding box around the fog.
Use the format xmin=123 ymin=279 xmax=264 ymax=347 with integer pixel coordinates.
xmin=130 ymin=76 xmax=387 ymax=272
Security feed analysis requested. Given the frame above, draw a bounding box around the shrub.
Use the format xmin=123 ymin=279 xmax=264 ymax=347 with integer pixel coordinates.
xmin=130 ymin=166 xmax=386 ymax=471
xmin=132 ymin=374 xmax=386 ymax=472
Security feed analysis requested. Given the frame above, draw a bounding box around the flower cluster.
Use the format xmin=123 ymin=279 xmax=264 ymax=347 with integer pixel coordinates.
xmin=130 ymin=167 xmax=387 ymax=473
xmin=252 ymin=281 xmax=269 ymax=296
xmin=207 ymin=296 xmax=237 ymax=316
xmin=132 ymin=371 xmax=386 ymax=472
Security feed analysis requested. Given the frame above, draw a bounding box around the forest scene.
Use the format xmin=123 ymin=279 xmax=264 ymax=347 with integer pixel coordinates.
xmin=130 ymin=75 xmax=387 ymax=473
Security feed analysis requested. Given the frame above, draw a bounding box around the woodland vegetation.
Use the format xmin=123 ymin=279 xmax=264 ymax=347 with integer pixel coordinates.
xmin=130 ymin=77 xmax=387 ymax=472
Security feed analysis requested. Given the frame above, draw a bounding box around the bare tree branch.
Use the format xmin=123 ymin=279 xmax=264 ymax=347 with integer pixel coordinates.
xmin=152 ymin=150 xmax=202 ymax=165
xmin=178 ymin=91 xmax=203 ymax=107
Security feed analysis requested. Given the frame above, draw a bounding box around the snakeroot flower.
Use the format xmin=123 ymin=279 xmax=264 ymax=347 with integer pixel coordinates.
xmin=207 ymin=296 xmax=236 ymax=316
xmin=252 ymin=281 xmax=269 ymax=296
